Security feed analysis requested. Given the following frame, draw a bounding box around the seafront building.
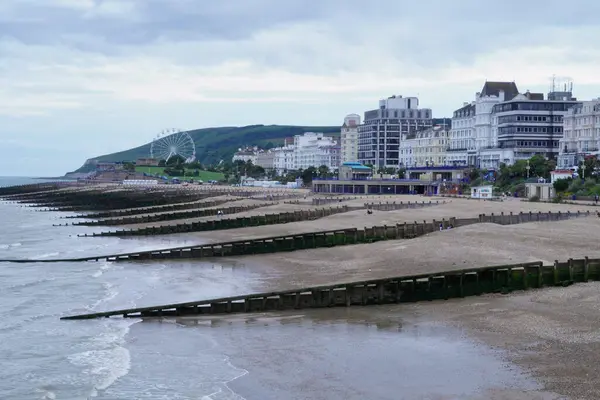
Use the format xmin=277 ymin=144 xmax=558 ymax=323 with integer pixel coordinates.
xmin=272 ymin=138 xmax=295 ymax=175
xmin=249 ymin=133 xmax=340 ymax=174
xmin=232 ymin=147 xmax=259 ymax=164
xmin=358 ymin=95 xmax=433 ymax=168
xmin=448 ymin=81 xmax=581 ymax=169
xmin=255 ymin=151 xmax=275 ymax=171
xmin=557 ymin=98 xmax=600 ymax=168
xmin=399 ymin=125 xmax=449 ymax=168
xmin=488 ymin=89 xmax=579 ymax=167
xmin=341 ymin=114 xmax=361 ymax=163
xmin=448 ymin=81 xmax=520 ymax=167
xmin=293 ymin=132 xmax=340 ymax=171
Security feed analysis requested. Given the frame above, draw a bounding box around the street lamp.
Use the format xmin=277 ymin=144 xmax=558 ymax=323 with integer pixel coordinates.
xmin=582 ymin=164 xmax=586 ymax=180
xmin=526 ymin=160 xmax=531 ymax=179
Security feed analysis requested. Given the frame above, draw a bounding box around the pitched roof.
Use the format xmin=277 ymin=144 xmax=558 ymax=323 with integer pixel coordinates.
xmin=480 ymin=81 xmax=519 ymax=100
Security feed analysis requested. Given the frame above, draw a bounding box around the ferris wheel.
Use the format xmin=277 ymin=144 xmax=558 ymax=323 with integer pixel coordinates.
xmin=150 ymin=129 xmax=196 ymax=163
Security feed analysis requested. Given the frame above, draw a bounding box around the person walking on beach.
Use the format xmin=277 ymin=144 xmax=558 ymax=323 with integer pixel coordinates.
xmin=595 ymin=194 xmax=599 ymax=205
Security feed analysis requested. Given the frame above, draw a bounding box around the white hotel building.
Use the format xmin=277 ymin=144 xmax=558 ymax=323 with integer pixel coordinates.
xmin=448 ymin=81 xmax=520 ymax=167
xmin=557 ymin=98 xmax=600 ymax=168
xmin=448 ymin=81 xmax=581 ymax=169
xmin=293 ymin=132 xmax=340 ymax=170
xmin=241 ymin=133 xmax=340 ymax=174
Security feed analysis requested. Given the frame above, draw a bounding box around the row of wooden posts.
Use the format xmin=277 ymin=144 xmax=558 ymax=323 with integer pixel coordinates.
xmin=3 ymin=210 xmax=589 ymax=264
xmin=78 ymin=200 xmax=444 ymax=237
xmin=63 ymin=197 xmax=236 ymax=219
xmin=67 ymin=202 xmax=277 ymax=226
xmin=79 ymin=205 xmax=353 ymax=237
xmin=60 ymin=256 xmax=600 ymax=320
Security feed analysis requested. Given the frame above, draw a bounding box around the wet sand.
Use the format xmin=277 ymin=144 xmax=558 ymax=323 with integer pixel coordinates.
xmin=170 ymin=307 xmax=564 ymax=400
xmin=216 ymin=218 xmax=600 ymax=289
xmin=413 ymin=282 xmax=600 ymax=400
xmin=75 ymin=189 xmax=600 ymax=398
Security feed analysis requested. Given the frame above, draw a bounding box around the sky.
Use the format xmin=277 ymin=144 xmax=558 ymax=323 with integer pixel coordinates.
xmin=1 ymin=0 xmax=600 ymax=176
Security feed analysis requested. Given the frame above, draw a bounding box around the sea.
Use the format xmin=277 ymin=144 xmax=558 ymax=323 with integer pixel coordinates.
xmin=0 ymin=176 xmax=548 ymax=399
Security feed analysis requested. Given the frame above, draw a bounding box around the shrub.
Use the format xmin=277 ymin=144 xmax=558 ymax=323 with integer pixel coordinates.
xmin=529 ymin=195 xmax=540 ymax=202
xmin=553 ymin=178 xmax=570 ymax=193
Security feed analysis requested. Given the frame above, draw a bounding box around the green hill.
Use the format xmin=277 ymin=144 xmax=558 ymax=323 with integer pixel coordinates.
xmin=73 ymin=124 xmax=340 ymax=172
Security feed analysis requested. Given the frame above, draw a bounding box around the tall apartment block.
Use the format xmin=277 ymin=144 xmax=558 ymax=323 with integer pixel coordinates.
xmin=358 ymin=95 xmax=432 ymax=168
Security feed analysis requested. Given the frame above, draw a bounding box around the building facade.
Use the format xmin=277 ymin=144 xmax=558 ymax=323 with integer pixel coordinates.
xmin=272 ymin=144 xmax=295 ymax=175
xmin=232 ymin=148 xmax=258 ymax=164
xmin=399 ymin=125 xmax=449 ymax=167
xmin=448 ymin=102 xmax=476 ymax=166
xmin=557 ymin=98 xmax=600 ymax=168
xmin=255 ymin=151 xmax=275 ymax=171
xmin=448 ymin=81 xmax=520 ymax=167
xmin=490 ymin=90 xmax=580 ymax=168
xmin=341 ymin=114 xmax=361 ymax=163
xmin=293 ymin=132 xmax=340 ymax=171
xmin=358 ymin=95 xmax=432 ymax=168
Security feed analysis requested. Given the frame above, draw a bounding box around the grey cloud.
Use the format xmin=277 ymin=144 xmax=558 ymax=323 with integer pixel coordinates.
xmin=2 ymin=0 xmax=599 ymax=68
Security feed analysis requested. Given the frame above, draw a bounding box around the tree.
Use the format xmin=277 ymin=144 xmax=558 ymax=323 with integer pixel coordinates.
xmin=301 ymin=167 xmax=317 ymax=186
xmin=158 ymin=159 xmax=166 ymax=167
xmin=529 ymin=154 xmax=554 ymax=180
xmin=122 ymin=162 xmax=135 ymax=172
xmin=553 ymin=178 xmax=570 ymax=193
xmin=578 ymin=155 xmax=600 ymax=179
xmin=317 ymin=165 xmax=330 ymax=178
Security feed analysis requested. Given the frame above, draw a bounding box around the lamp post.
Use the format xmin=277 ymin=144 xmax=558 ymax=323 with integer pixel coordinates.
xmin=582 ymin=164 xmax=586 ymax=180
xmin=526 ymin=160 xmax=531 ymax=179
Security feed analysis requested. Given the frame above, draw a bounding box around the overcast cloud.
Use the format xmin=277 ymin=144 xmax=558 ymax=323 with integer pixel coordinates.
xmin=1 ymin=0 xmax=600 ymax=176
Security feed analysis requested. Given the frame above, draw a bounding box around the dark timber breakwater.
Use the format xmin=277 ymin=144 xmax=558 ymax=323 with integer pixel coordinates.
xmin=62 ymin=197 xmax=237 ymax=219
xmin=60 ymin=256 xmax=600 ymax=320
xmin=66 ymin=202 xmax=277 ymax=226
xmin=76 ymin=200 xmax=443 ymax=237
xmin=0 ymin=210 xmax=590 ymax=264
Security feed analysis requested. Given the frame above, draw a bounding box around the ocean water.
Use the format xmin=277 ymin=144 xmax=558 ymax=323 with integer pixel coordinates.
xmin=0 ymin=177 xmax=547 ymax=399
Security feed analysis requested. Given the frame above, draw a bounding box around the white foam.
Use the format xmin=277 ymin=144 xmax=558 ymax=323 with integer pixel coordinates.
xmin=35 ymin=388 xmax=56 ymax=400
xmin=32 ymin=252 xmax=60 ymax=260
xmin=68 ymin=345 xmax=132 ymax=395
xmin=68 ymin=269 xmax=140 ymax=396
xmin=91 ymin=262 xmax=113 ymax=278
xmin=0 ymin=242 xmax=22 ymax=250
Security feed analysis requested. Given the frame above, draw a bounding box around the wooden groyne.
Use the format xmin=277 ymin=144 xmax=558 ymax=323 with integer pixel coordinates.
xmin=0 ymin=181 xmax=77 ymax=197
xmin=80 ymin=205 xmax=354 ymax=237
xmin=365 ymin=200 xmax=444 ymax=211
xmin=63 ymin=198 xmax=237 ymax=219
xmin=0 ymin=210 xmax=591 ymax=264
xmin=8 ymin=188 xmax=211 ymax=211
xmin=60 ymin=256 xmax=600 ymax=320
xmin=79 ymin=200 xmax=444 ymax=237
xmin=312 ymin=196 xmax=361 ymax=205
xmin=67 ymin=202 xmax=276 ymax=227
